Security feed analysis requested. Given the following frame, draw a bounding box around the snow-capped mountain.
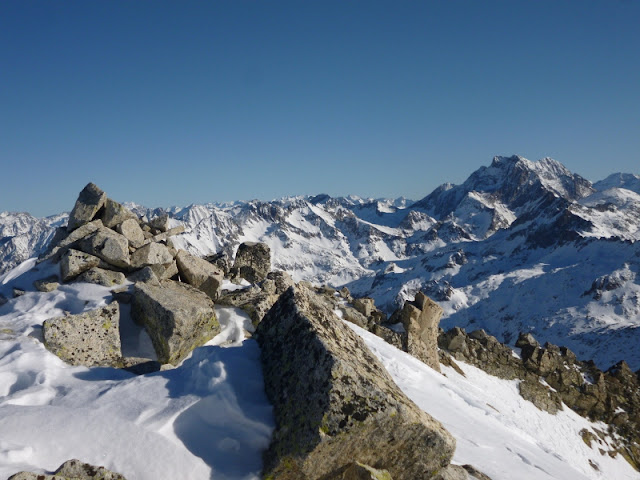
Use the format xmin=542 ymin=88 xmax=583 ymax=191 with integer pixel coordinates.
xmin=2 ymin=155 xmax=640 ymax=370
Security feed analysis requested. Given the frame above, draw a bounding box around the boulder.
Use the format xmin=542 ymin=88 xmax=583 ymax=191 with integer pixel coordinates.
xmin=175 ymin=249 xmax=224 ymax=300
xmin=131 ymin=242 xmax=174 ymax=269
xmin=518 ymin=379 xmax=563 ymax=414
xmin=67 ymin=183 xmax=107 ymax=231
xmin=33 ymin=274 xmax=60 ymax=292
xmin=43 ymin=303 xmax=122 ymax=367
xmin=128 ymin=266 xmax=161 ymax=286
xmin=76 ymin=267 xmax=126 ymax=287
xmin=148 ymin=214 xmax=170 ymax=232
xmin=353 ymin=297 xmax=376 ymax=317
xmin=256 ymin=285 xmax=455 ymax=480
xmin=60 ymin=249 xmax=101 ymax=282
xmin=42 ymin=220 xmax=104 ymax=263
xmin=79 ymin=228 xmax=131 ymax=269
xmin=231 ymin=242 xmax=271 ymax=283
xmin=9 ymin=458 xmax=127 ymax=480
xmin=148 ymin=260 xmax=179 ymax=281
xmin=392 ymin=292 xmax=443 ymax=372
xmin=101 ymin=198 xmax=137 ymax=228
xmin=333 ymin=462 xmax=393 ymax=480
xmin=131 ymin=280 xmax=220 ymax=365
xmin=141 ymin=225 xmax=185 ymax=247
xmin=117 ymin=218 xmax=145 ymax=248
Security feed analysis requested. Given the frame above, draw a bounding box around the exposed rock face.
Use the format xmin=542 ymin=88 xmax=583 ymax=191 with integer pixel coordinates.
xmin=131 ymin=280 xmax=220 ymax=365
xmin=175 ymin=249 xmax=224 ymax=300
xmin=60 ymin=249 xmax=101 ymax=282
xmin=217 ymin=270 xmax=294 ymax=325
xmin=9 ymin=458 xmax=127 ymax=480
xmin=79 ymin=228 xmax=131 ymax=269
xmin=67 ymin=183 xmax=107 ymax=232
xmin=256 ymin=285 xmax=455 ymax=480
xmin=390 ymin=292 xmax=442 ymax=372
xmin=231 ymin=241 xmax=271 ymax=283
xmin=43 ymin=303 xmax=122 ymax=367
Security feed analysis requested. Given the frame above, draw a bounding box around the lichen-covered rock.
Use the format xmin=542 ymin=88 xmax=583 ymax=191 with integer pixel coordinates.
xmin=131 ymin=242 xmax=173 ymax=269
xmin=231 ymin=241 xmax=271 ymax=283
xmin=131 ymin=280 xmax=219 ymax=365
xmin=101 ymin=198 xmax=138 ymax=228
xmin=175 ymin=250 xmax=224 ymax=300
xmin=8 ymin=458 xmax=127 ymax=479
xmin=43 ymin=303 xmax=122 ymax=367
xmin=60 ymin=249 xmax=101 ymax=282
xmin=391 ymin=292 xmax=442 ymax=372
xmin=67 ymin=183 xmax=107 ymax=232
xmin=117 ymin=218 xmax=145 ymax=248
xmin=79 ymin=228 xmax=131 ymax=269
xmin=76 ymin=267 xmax=126 ymax=287
xmin=33 ymin=274 xmax=60 ymax=292
xmin=256 ymin=284 xmax=455 ymax=480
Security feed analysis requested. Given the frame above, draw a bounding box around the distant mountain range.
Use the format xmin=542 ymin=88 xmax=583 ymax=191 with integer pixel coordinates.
xmin=2 ymin=156 xmax=639 ymax=370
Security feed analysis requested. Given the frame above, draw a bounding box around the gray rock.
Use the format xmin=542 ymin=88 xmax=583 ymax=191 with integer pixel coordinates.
xmin=141 ymin=225 xmax=185 ymax=247
xmin=148 ymin=260 xmax=179 ymax=281
xmin=102 ymin=198 xmax=138 ymax=228
xmin=8 ymin=458 xmax=127 ymax=480
xmin=76 ymin=267 xmax=126 ymax=287
xmin=175 ymin=249 xmax=224 ymax=300
xmin=518 ymin=379 xmax=563 ymax=414
xmin=117 ymin=218 xmax=145 ymax=248
xmin=231 ymin=241 xmax=271 ymax=283
xmin=41 ymin=220 xmax=104 ymax=263
xmin=33 ymin=274 xmax=60 ymax=292
xmin=128 ymin=266 xmax=161 ymax=286
xmin=131 ymin=280 xmax=220 ymax=365
xmin=334 ymin=462 xmax=393 ymax=479
xmin=433 ymin=464 xmax=493 ymax=480
xmin=256 ymin=284 xmax=455 ymax=480
xmin=79 ymin=228 xmax=131 ymax=269
xmin=149 ymin=214 xmax=170 ymax=232
xmin=131 ymin=242 xmax=174 ymax=269
xmin=67 ymin=183 xmax=107 ymax=231
xmin=122 ymin=357 xmax=162 ymax=375
xmin=43 ymin=303 xmax=122 ymax=367
xmin=392 ymin=291 xmax=443 ymax=372
xmin=60 ymin=249 xmax=101 ymax=282
xmin=12 ymin=288 xmax=25 ymax=298
xmin=353 ymin=297 xmax=376 ymax=317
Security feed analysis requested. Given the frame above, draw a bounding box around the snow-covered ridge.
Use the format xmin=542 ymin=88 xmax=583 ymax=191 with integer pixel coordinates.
xmin=2 ymin=156 xmax=640 ymax=370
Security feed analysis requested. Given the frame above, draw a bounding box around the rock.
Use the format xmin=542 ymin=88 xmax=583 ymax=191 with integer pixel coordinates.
xmin=371 ymin=324 xmax=405 ymax=350
xmin=334 ymin=462 xmax=393 ymax=480
xmin=43 ymin=303 xmax=122 ymax=367
xmin=148 ymin=214 xmax=170 ymax=232
xmin=111 ymin=287 xmax=132 ymax=304
xmin=131 ymin=280 xmax=220 ymax=365
xmin=515 ymin=332 xmax=540 ymax=349
xmin=391 ymin=292 xmax=443 ymax=372
xmin=42 ymin=220 xmax=104 ymax=263
xmin=461 ymin=465 xmax=493 ymax=480
xmin=33 ymin=274 xmax=60 ymax=292
xmin=60 ymin=249 xmax=102 ymax=282
xmin=204 ymin=251 xmax=231 ymax=275
xmin=12 ymin=288 xmax=25 ymax=298
xmin=67 ymin=183 xmax=107 ymax=231
xmin=175 ymin=249 xmax=224 ymax=300
xmin=8 ymin=458 xmax=127 ymax=480
xmin=339 ymin=286 xmax=353 ymax=301
xmin=122 ymin=357 xmax=162 ymax=375
xmin=141 ymin=225 xmax=185 ymax=247
xmin=101 ymin=198 xmax=137 ymax=228
xmin=518 ymin=379 xmax=563 ymax=414
xmin=432 ymin=465 xmax=469 ymax=480
xmin=353 ymin=297 xmax=376 ymax=317
xmin=128 ymin=266 xmax=161 ymax=286
xmin=231 ymin=241 xmax=271 ymax=283
xmin=256 ymin=285 xmax=455 ymax=480
xmin=117 ymin=218 xmax=145 ymax=248
xmin=79 ymin=228 xmax=131 ymax=269
xmin=76 ymin=267 xmax=126 ymax=287
xmin=131 ymin=242 xmax=174 ymax=269
xmin=148 ymin=260 xmax=179 ymax=281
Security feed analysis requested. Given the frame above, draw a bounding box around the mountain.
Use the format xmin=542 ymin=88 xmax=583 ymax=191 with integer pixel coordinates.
xmin=2 ymin=155 xmax=639 ymax=370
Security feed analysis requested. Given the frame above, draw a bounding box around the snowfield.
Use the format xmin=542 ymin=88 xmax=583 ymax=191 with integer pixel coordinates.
xmin=1 ymin=260 xmax=638 ymax=479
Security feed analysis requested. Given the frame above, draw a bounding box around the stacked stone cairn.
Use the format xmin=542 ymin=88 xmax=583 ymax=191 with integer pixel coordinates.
xmin=36 ymin=183 xmax=223 ymax=372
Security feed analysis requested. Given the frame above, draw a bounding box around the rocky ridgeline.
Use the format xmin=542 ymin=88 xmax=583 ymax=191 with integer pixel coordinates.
xmin=439 ymin=327 xmax=640 ymax=471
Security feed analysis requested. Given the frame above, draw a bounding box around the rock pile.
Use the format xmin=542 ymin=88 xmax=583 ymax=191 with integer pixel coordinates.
xmin=36 ymin=183 xmax=222 ymax=370
xmin=9 ymin=458 xmax=127 ymax=480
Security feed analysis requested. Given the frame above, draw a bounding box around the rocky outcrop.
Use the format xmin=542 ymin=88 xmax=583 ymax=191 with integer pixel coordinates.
xmin=390 ymin=292 xmax=442 ymax=372
xmin=256 ymin=284 xmax=456 ymax=480
xmin=9 ymin=458 xmax=127 ymax=480
xmin=131 ymin=280 xmax=219 ymax=365
xmin=43 ymin=303 xmax=122 ymax=367
xmin=175 ymin=249 xmax=224 ymax=301
xmin=67 ymin=183 xmax=107 ymax=232
xmin=218 ymin=270 xmax=294 ymax=325
xmin=230 ymin=241 xmax=271 ymax=283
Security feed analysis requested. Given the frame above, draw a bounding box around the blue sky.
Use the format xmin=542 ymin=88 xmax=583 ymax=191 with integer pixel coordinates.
xmin=1 ymin=1 xmax=639 ymax=217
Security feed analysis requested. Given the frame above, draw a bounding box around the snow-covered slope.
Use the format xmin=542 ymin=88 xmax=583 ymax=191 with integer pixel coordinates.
xmin=2 ymin=156 xmax=640 ymax=370
xmin=0 ymin=259 xmax=636 ymax=479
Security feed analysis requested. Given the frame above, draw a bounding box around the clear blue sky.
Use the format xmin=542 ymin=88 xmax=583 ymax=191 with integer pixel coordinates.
xmin=1 ymin=1 xmax=639 ymax=217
